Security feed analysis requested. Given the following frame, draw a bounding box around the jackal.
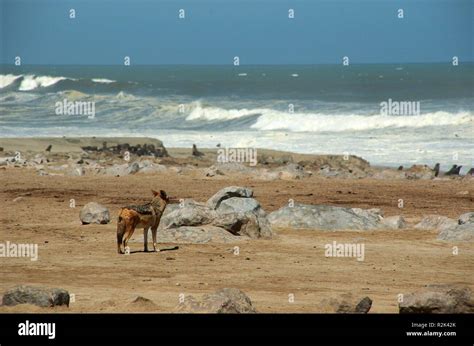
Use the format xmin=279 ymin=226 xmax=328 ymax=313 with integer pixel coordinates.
xmin=117 ymin=190 xmax=170 ymax=254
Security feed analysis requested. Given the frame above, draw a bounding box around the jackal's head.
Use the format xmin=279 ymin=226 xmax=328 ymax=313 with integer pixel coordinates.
xmin=151 ymin=189 xmax=170 ymax=204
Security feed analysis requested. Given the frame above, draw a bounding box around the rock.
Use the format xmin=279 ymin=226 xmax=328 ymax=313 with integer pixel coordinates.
xmin=69 ymin=166 xmax=85 ymax=176
xmin=216 ymin=197 xmax=261 ymax=214
xmin=139 ymin=164 xmax=167 ymax=174
xmin=214 ymin=197 xmax=272 ymax=238
xmin=206 ymin=186 xmax=253 ymax=210
xmin=176 ymin=288 xmax=256 ymax=313
xmin=380 ymin=215 xmax=406 ymax=230
xmin=79 ymin=202 xmax=110 ymax=224
xmin=415 ymin=215 xmax=458 ymax=231
xmin=33 ymin=154 xmax=48 ymax=165
xmin=319 ymin=294 xmax=372 ymax=313
xmin=161 ymin=202 xmax=217 ymax=229
xmin=267 ymin=204 xmax=383 ymax=231
xmin=276 ymin=163 xmax=311 ymax=180
xmin=127 ymin=296 xmax=157 ymax=310
xmin=214 ymin=163 xmax=255 ymax=175
xmin=437 ymin=223 xmax=474 ymax=242
xmin=399 ymin=285 xmax=474 ymax=313
xmin=212 ymin=211 xmax=272 ymax=239
xmin=371 ymin=169 xmax=406 ymax=180
xmin=103 ymin=162 xmax=140 ymax=177
xmin=204 ymin=166 xmax=224 ymax=177
xmin=458 ymin=212 xmax=474 ymax=225
xmin=156 ymin=225 xmax=245 ymax=244
xmin=405 ymin=165 xmax=436 ymax=180
xmin=2 ymin=285 xmax=70 ymax=308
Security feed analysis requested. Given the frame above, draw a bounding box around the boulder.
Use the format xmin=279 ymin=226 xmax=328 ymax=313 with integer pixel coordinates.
xmin=380 ymin=215 xmax=406 ymax=230
xmin=79 ymin=202 xmax=110 ymax=224
xmin=156 ymin=225 xmax=245 ymax=244
xmin=204 ymin=166 xmax=224 ymax=177
xmin=415 ymin=215 xmax=458 ymax=231
xmin=32 ymin=154 xmax=48 ymax=165
xmin=176 ymin=288 xmax=256 ymax=313
xmin=157 ymin=188 xmax=272 ymax=241
xmin=212 ymin=211 xmax=272 ymax=239
xmin=206 ymin=186 xmax=254 ymax=209
xmin=458 ymin=212 xmax=474 ymax=225
xmin=2 ymin=285 xmax=70 ymax=308
xmin=127 ymin=296 xmax=158 ymax=310
xmin=161 ymin=202 xmax=217 ymax=229
xmin=69 ymin=166 xmax=85 ymax=176
xmin=267 ymin=204 xmax=383 ymax=231
xmin=437 ymin=223 xmax=474 ymax=242
xmin=103 ymin=162 xmax=140 ymax=177
xmin=214 ymin=196 xmax=272 ymax=238
xmin=399 ymin=285 xmax=474 ymax=313
xmin=405 ymin=165 xmax=436 ymax=180
xmin=276 ymin=163 xmax=311 ymax=180
xmin=216 ymin=197 xmax=261 ymax=214
xmin=319 ymin=294 xmax=372 ymax=313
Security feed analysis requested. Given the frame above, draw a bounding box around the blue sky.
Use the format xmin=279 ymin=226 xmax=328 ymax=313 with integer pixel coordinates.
xmin=1 ymin=0 xmax=473 ymax=65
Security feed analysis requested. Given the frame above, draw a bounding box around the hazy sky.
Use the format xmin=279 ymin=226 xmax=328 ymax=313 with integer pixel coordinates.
xmin=1 ymin=0 xmax=473 ymax=65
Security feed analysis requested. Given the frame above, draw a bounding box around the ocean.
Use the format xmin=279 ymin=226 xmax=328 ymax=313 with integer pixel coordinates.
xmin=1 ymin=64 xmax=473 ymax=168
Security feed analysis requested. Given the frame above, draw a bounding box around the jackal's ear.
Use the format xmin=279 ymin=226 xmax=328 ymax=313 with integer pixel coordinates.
xmin=159 ymin=190 xmax=168 ymax=199
xmin=151 ymin=189 xmax=159 ymax=196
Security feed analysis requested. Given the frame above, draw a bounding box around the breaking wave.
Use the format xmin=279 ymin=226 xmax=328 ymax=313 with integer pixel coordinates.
xmin=0 ymin=74 xmax=118 ymax=91
xmin=185 ymin=105 xmax=473 ymax=132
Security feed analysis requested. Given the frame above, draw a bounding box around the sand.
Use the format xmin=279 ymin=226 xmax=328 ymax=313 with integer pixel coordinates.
xmin=0 ymin=138 xmax=473 ymax=313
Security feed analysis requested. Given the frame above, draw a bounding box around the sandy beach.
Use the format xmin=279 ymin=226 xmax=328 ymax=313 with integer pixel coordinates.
xmin=0 ymin=137 xmax=472 ymax=313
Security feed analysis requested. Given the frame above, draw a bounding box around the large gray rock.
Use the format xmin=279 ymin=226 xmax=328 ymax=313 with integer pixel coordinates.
xmin=161 ymin=201 xmax=217 ymax=229
xmin=276 ymin=163 xmax=311 ymax=180
xmin=176 ymin=288 xmax=256 ymax=313
xmin=79 ymin=202 xmax=110 ymax=224
xmin=216 ymin=197 xmax=261 ymax=214
xmin=267 ymin=204 xmax=383 ymax=231
xmin=437 ymin=223 xmax=474 ymax=242
xmin=214 ymin=197 xmax=272 ymax=238
xmin=399 ymin=285 xmax=474 ymax=313
xmin=319 ymin=294 xmax=372 ymax=313
xmin=206 ymin=186 xmax=253 ymax=210
xmin=380 ymin=215 xmax=406 ymax=230
xmin=415 ymin=215 xmax=457 ymax=231
xmin=212 ymin=211 xmax=272 ymax=239
xmin=156 ymin=225 xmax=245 ymax=244
xmin=2 ymin=285 xmax=70 ymax=308
xmin=458 ymin=212 xmax=474 ymax=225
xmin=103 ymin=162 xmax=140 ymax=177
xmin=157 ymin=188 xmax=272 ymax=241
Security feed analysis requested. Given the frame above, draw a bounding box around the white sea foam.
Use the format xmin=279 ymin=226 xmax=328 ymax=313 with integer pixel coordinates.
xmin=251 ymin=110 xmax=473 ymax=132
xmin=186 ymin=104 xmax=264 ymax=121
xmin=0 ymin=74 xmax=22 ymax=88
xmin=185 ymin=104 xmax=473 ymax=132
xmin=18 ymin=75 xmax=70 ymax=91
xmin=92 ymin=78 xmax=116 ymax=84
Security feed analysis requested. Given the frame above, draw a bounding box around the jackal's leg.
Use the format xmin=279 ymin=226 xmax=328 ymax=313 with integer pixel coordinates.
xmin=117 ymin=219 xmax=126 ymax=254
xmin=143 ymin=227 xmax=149 ymax=252
xmin=152 ymin=226 xmax=159 ymax=252
xmin=123 ymin=223 xmax=136 ymax=253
